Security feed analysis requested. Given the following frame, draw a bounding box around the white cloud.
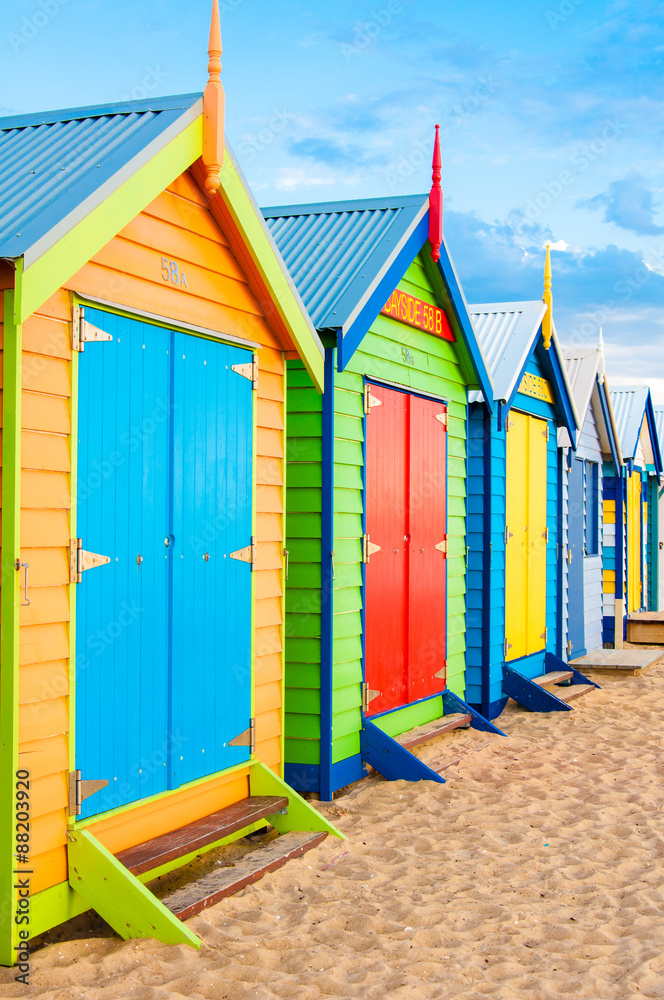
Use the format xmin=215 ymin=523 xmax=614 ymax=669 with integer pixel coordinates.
xmin=274 ymin=168 xmax=336 ymax=192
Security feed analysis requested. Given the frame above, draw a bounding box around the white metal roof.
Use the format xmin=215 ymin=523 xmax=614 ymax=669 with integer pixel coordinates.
xmin=562 ymin=347 xmax=622 ymax=464
xmin=610 ymin=386 xmax=653 ymax=463
xmin=468 ymin=300 xmax=547 ymax=402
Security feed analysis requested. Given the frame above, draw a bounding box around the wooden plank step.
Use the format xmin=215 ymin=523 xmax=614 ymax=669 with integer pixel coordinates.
xmin=572 ymin=648 xmax=660 ymax=671
xmin=160 ymin=830 xmax=328 ymax=921
xmin=116 ymin=796 xmax=288 ymax=876
xmin=395 ymin=713 xmax=472 ymax=750
xmin=626 ymin=617 xmax=664 ymax=644
xmin=532 ymin=670 xmax=573 ymax=687
xmin=554 ymin=683 xmax=596 ymax=703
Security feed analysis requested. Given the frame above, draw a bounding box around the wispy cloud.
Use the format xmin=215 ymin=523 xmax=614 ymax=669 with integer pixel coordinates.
xmin=577 ymin=172 xmax=664 ymax=236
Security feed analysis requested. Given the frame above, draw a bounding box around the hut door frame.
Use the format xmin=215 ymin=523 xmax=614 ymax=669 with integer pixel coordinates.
xmin=71 ymin=304 xmax=256 ymax=820
xmin=567 ymin=457 xmax=586 ymax=658
xmin=504 ymin=409 xmax=548 ymax=662
xmin=362 ymin=380 xmax=448 ymax=718
xmin=627 ymin=468 xmax=642 ymax=613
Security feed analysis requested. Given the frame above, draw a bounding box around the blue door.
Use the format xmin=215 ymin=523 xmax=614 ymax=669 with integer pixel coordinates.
xmin=76 ymin=309 xmax=253 ymax=818
xmin=567 ymin=458 xmax=586 ymax=658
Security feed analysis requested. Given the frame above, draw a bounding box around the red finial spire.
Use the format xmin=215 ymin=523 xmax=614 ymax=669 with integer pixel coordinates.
xmin=202 ymin=0 xmax=225 ymax=197
xmin=429 ymin=124 xmax=443 ymax=263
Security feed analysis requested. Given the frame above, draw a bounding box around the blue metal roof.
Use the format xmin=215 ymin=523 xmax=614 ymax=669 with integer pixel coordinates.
xmin=263 ymin=195 xmax=426 ymax=331
xmin=263 ymin=196 xmax=494 ymax=404
xmin=0 ymin=94 xmax=202 ymax=264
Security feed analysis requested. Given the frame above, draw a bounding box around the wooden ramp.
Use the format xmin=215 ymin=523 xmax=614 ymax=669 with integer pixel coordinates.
xmin=572 ymin=647 xmax=661 ymax=675
xmin=626 ymin=611 xmax=664 ymax=644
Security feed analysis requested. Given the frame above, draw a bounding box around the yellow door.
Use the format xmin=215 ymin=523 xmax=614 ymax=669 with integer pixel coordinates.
xmin=505 ymin=411 xmax=548 ymax=660
xmin=627 ymin=470 xmax=642 ymax=612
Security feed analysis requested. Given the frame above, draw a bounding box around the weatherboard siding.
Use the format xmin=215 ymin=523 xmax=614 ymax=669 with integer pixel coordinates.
xmin=20 ymin=167 xmax=291 ymax=896
xmin=284 ymin=253 xmax=470 ymax=773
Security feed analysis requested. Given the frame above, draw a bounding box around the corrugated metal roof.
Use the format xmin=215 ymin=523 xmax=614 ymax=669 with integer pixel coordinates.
xmin=468 ymin=300 xmax=547 ymax=402
xmin=262 ymin=195 xmax=426 ymax=330
xmin=610 ymin=386 xmax=650 ymax=459
xmin=654 ymin=406 xmax=664 ymax=468
xmin=0 ymin=94 xmax=201 ymax=263
xmin=563 ymin=348 xmax=601 ymax=421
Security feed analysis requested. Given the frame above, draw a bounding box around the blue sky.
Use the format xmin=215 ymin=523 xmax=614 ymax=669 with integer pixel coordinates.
xmin=3 ymin=0 xmax=663 ymax=396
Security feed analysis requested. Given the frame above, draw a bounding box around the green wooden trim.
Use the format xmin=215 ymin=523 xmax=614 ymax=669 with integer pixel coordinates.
xmin=28 ymin=882 xmax=89 ymax=940
xmin=249 ymin=762 xmax=343 ymax=838
xmin=0 ymin=272 xmax=22 ymax=965
xmin=372 ymin=696 xmax=444 ymax=737
xmin=220 ymin=153 xmax=324 ymax=393
xmin=280 ymin=355 xmax=287 ymax=777
xmin=20 ymin=118 xmax=203 ymax=323
xmin=67 ymin=829 xmax=200 ymax=948
xmin=68 ymin=310 xmax=79 ymax=784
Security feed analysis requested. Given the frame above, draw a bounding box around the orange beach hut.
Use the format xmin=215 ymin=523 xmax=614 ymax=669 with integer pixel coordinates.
xmin=0 ymin=5 xmax=338 ymax=963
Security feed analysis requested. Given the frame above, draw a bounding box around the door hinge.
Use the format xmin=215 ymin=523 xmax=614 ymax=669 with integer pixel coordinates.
xmin=541 ymin=627 xmax=548 ymax=642
xmin=363 ymin=385 xmax=382 ymax=414
xmin=231 ymin=355 xmax=258 ymax=388
xmin=434 ymin=538 xmax=448 ymax=556
xmin=230 ymin=536 xmax=257 ymax=570
xmin=361 ymin=682 xmax=381 ymax=714
xmin=504 ymin=638 xmax=512 ymax=659
xmin=68 ymin=769 xmax=109 ymax=817
xmin=362 ymin=533 xmax=381 ymax=563
xmin=229 ymin=718 xmax=256 ymax=754
xmin=506 ymin=417 xmax=514 ymax=432
xmin=434 ymin=411 xmax=448 ymax=429
xmin=69 ymin=538 xmax=111 ymax=583
xmin=567 ymin=639 xmax=573 ymax=658
xmin=567 ymin=547 xmax=573 ymax=565
xmin=72 ymin=304 xmax=113 ymax=352
xmin=542 ymin=527 xmax=549 ymax=543
xmin=505 ymin=525 xmax=514 ymax=545
xmin=543 ymin=424 xmax=550 ymax=441
xmin=434 ymin=661 xmax=447 ymax=680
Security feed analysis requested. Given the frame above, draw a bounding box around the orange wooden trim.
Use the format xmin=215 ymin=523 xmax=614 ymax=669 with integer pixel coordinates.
xmin=88 ymin=769 xmax=250 ymax=855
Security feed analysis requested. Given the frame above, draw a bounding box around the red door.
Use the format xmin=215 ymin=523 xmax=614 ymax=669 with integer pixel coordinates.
xmin=364 ymin=384 xmax=447 ymax=717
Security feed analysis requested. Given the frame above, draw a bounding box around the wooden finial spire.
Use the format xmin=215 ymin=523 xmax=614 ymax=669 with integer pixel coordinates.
xmin=542 ymin=242 xmax=552 ymax=350
xmin=202 ymin=0 xmax=225 ymax=197
xmin=428 ymin=124 xmax=443 ymax=263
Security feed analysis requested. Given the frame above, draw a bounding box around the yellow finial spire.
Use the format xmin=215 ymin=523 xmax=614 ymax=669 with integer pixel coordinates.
xmin=202 ymin=0 xmax=225 ymax=197
xmin=542 ymin=242 xmax=552 ymax=350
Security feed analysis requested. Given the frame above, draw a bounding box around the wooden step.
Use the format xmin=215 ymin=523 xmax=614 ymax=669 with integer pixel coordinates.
xmin=159 ymin=830 xmax=328 ymax=921
xmin=116 ymin=796 xmax=288 ymax=876
xmin=553 ymin=683 xmax=596 ymax=703
xmin=395 ymin=713 xmax=472 ymax=750
xmin=532 ymin=670 xmax=573 ymax=687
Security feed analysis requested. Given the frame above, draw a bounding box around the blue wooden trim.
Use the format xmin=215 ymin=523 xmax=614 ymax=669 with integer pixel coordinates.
xmin=442 ymin=690 xmax=507 ymax=736
xmin=284 ymin=762 xmax=322 ymax=794
xmin=360 ymin=720 xmax=445 ymax=783
xmin=470 ymin=696 xmax=509 ymax=721
xmin=502 ymin=665 xmax=572 ymax=712
xmin=645 ymin=395 xmax=663 ymax=477
xmin=597 ymin=380 xmax=622 ymax=470
xmin=481 ymin=406 xmax=493 ymax=718
xmin=544 ymin=652 xmax=600 ymax=688
xmin=319 ymin=347 xmax=336 ymax=800
xmin=337 ymin=215 xmax=429 ymax=371
xmin=616 ymin=471 xmax=625 ymax=599
xmin=436 ymin=243 xmax=494 ymax=410
xmin=368 ymin=688 xmax=445 ymax=723
xmin=545 ymin=340 xmax=578 ymax=446
xmin=285 ymin=755 xmax=368 ymax=796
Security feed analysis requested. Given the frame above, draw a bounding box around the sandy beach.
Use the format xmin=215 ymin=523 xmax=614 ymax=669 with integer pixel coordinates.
xmin=4 ymin=657 xmax=664 ymax=1000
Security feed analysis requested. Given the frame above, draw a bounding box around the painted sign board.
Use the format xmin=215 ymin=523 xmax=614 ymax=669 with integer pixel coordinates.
xmin=381 ymin=290 xmax=455 ymax=342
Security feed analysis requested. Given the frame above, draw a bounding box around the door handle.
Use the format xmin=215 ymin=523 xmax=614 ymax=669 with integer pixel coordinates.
xmin=15 ymin=560 xmax=30 ymax=606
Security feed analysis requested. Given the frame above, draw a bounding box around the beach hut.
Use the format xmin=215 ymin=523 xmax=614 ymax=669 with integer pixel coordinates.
xmin=0 ymin=5 xmax=340 ymax=964
xmin=561 ymin=345 xmax=622 ymax=660
xmin=607 ymin=388 xmax=663 ymax=644
xmin=465 ymin=250 xmax=600 ymax=720
xmin=263 ymin=132 xmax=503 ymax=801
xmin=655 ymin=406 xmax=664 ymax=611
